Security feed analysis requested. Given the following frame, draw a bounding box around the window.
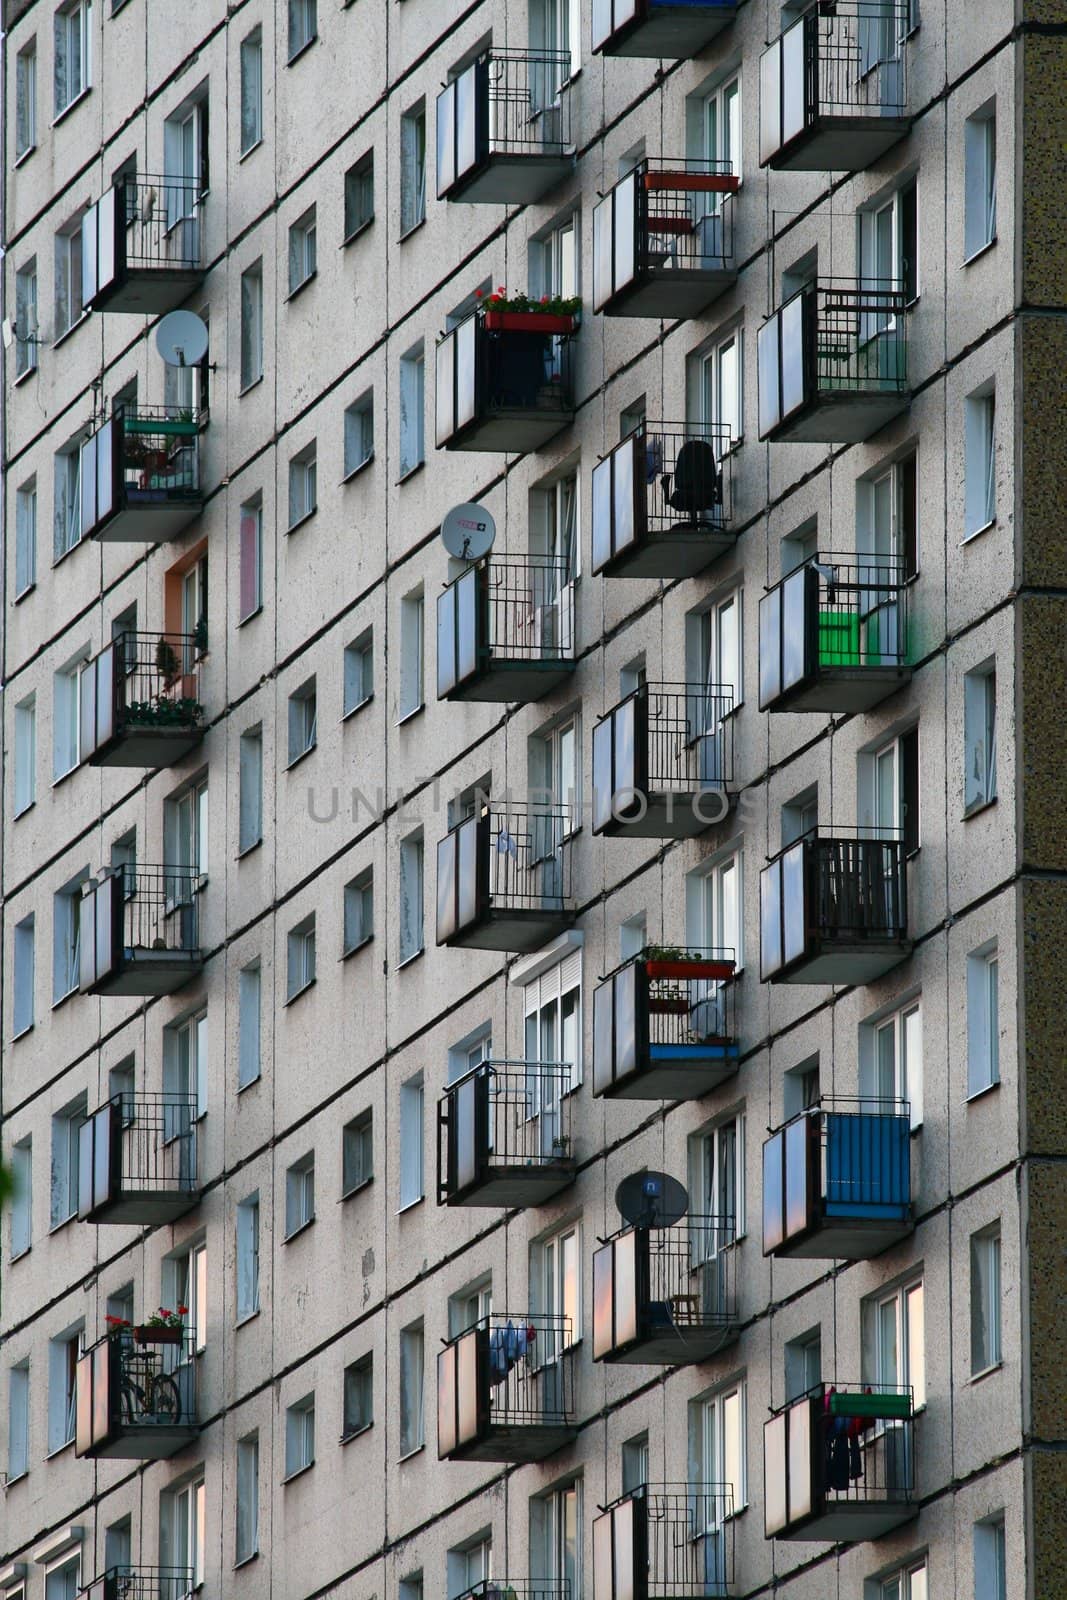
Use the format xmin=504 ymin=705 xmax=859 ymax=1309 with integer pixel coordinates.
xmin=697 ymin=71 xmax=741 ymax=185
xmin=398 ymin=345 xmax=425 ymax=476
xmin=695 ymin=329 xmax=743 ymax=446
xmin=862 ymin=1277 xmax=925 ymax=1408
xmin=693 ymin=1378 xmax=747 ymax=1518
xmin=236 ymin=1193 xmax=260 ymax=1319
xmin=970 ymin=1224 xmax=1002 ymax=1375
xmin=967 ymin=944 xmax=1000 ymax=1096
xmin=288 ymin=0 xmax=317 ymax=58
xmin=239 ymin=30 xmax=263 ymax=154
xmin=343 ymin=629 xmax=373 ymax=714
xmin=622 ymin=1433 xmax=649 ymax=1494
xmin=109 ymin=831 xmax=136 ymax=902
xmin=687 ymin=849 xmax=743 ymax=967
xmin=860 ymin=727 xmax=920 ymax=856
xmin=400 ymin=101 xmax=426 ymax=235
xmin=531 ymin=1481 xmax=580 ymax=1594
xmin=288 ymin=442 xmax=317 ymax=527
xmin=238 ymin=498 xmax=263 ymax=620
xmin=53 ymin=651 xmax=86 ymax=777
xmin=343 ymin=392 xmax=374 ymax=477
xmin=450 ymin=1279 xmax=493 ymax=1337
xmin=861 ymin=999 xmax=922 ymax=1126
xmin=16 ymin=41 xmax=36 ymax=157
xmin=783 ymin=1055 xmax=820 ymax=1120
xmin=523 ymin=950 xmax=582 ymax=1087
xmin=286 ymin=916 xmax=316 ymax=1001
xmin=973 ymin=1514 xmax=1007 ymax=1600
xmin=532 ymin=1221 xmax=581 ymax=1349
xmin=964 ymin=662 xmax=997 ymax=813
xmin=534 ymin=213 xmax=578 ymax=302
xmin=285 ymin=1153 xmax=315 ymax=1237
xmin=287 ymin=679 xmax=317 ymax=764
xmin=14 ymin=262 xmax=38 ymax=378
xmin=236 ymin=1433 xmax=259 ymax=1563
xmin=448 ymin=1538 xmax=492 ymax=1600
xmin=447 ymin=1024 xmax=492 ymax=1085
xmin=15 ymin=478 xmax=37 ymax=596
xmin=13 ymin=915 xmax=35 ymax=1038
xmin=399 ymin=1322 xmax=425 ymax=1456
xmin=690 ymin=1114 xmax=745 ymax=1244
xmin=53 ymin=442 xmax=83 ymax=561
xmin=108 ymin=1057 xmax=135 ymax=1124
xmin=52 ymin=870 xmax=86 ymax=1002
xmin=11 ymin=1139 xmax=32 ymax=1258
xmin=240 ymin=261 xmax=264 ymax=390
xmin=164 ymin=92 xmax=209 ymax=217
xmin=342 ymin=1354 xmax=373 ymax=1438
xmin=160 ymin=1477 xmax=206 ymax=1591
xmin=784 ymin=1330 xmax=821 ymax=1403
xmin=8 ymin=1361 xmax=30 ymax=1480
xmin=964 ymin=385 xmax=996 ymax=537
xmin=164 ymin=776 xmax=209 ymax=881
xmin=239 ymin=726 xmax=263 ymax=853
xmin=342 ymin=1110 xmax=373 ymax=1194
xmin=344 ymin=152 xmax=374 ymax=240
xmin=399 ymin=589 xmax=424 ymax=718
xmin=688 ymin=589 xmax=743 ymax=718
xmin=45 ymin=1558 xmax=80 ymax=1600
xmin=398 ymin=831 xmax=424 ymax=963
xmin=238 ymin=962 xmax=261 ymax=1089
xmin=399 ymin=1074 xmax=424 ymax=1208
xmin=54 ymin=219 xmax=85 ymax=338
xmin=163 ymin=1010 xmax=209 ymax=1120
xmin=14 ymin=696 xmax=36 ymax=817
xmin=861 ymin=451 xmax=918 ymax=580
xmin=104 ymin=1519 xmax=132 ymax=1577
xmin=400 ymin=1577 xmax=423 ymax=1600
xmin=965 ymin=104 xmax=997 ymax=259
xmin=54 ymin=0 xmax=91 ymax=115
xmin=859 ymin=179 xmax=918 ymax=304
xmin=48 ymin=1321 xmax=83 ymax=1451
xmin=878 ymin=1560 xmax=927 ymax=1600
xmin=530 ymin=714 xmax=580 ymax=835
xmin=531 ymin=0 xmax=580 ymax=78
xmin=343 ymin=868 xmax=374 ymax=954
xmin=288 ymin=207 xmax=317 ymax=294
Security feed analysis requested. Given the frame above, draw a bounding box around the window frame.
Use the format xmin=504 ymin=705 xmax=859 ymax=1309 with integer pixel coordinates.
xmin=287 ymin=207 xmax=318 ymax=296
xmin=284 ymin=1153 xmax=316 ymax=1238
xmin=239 ymin=28 xmax=263 ymax=156
xmin=344 ymin=151 xmax=375 ymax=242
xmin=286 ymin=915 xmax=317 ymax=1002
xmin=342 ymin=1354 xmax=374 ymax=1439
xmin=284 ymin=1393 xmax=316 ymax=1478
xmin=970 ymin=1223 xmax=1002 ymax=1377
xmin=342 ymin=1110 xmax=374 ymax=1196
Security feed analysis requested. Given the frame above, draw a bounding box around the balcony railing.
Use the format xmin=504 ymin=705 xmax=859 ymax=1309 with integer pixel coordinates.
xmin=593 ymin=949 xmax=738 ymax=1099
xmin=437 ymin=555 xmax=576 ymax=702
xmin=593 ymin=160 xmax=737 ymax=319
xmin=437 ymin=804 xmax=575 ymax=953
xmin=763 ymin=1098 xmax=913 ymax=1260
xmin=81 ymin=406 xmax=204 ymax=543
xmin=592 ymin=422 xmax=734 ymax=580
xmin=758 ymin=280 xmax=910 ymax=444
xmin=760 ymin=829 xmax=911 ymax=986
xmin=438 ymin=1311 xmax=577 ymax=1462
xmin=592 ymin=683 xmax=735 ymax=840
xmin=79 ymin=865 xmax=203 ymax=998
xmin=593 ymin=0 xmax=737 ymax=58
xmin=76 ymin=1326 xmax=199 ymax=1461
xmin=765 ymin=1383 xmax=916 ymax=1541
xmin=760 ymin=1 xmax=910 ymax=172
xmin=593 ymin=1216 xmax=738 ymax=1364
xmin=438 ymin=1060 xmax=577 ymax=1207
xmin=436 ymin=308 xmax=577 ymax=453
xmin=78 ymin=1093 xmax=199 ymax=1227
xmin=80 ymin=1568 xmax=196 ymax=1600
xmin=459 ymin=1584 xmax=569 ymax=1600
xmin=80 ymin=630 xmax=205 ymax=768
xmin=437 ymin=49 xmax=575 ymax=204
xmin=758 ymin=554 xmax=910 ymax=714
xmin=82 ymin=173 xmax=204 ymax=314
xmin=594 ymin=1485 xmax=735 ymax=1600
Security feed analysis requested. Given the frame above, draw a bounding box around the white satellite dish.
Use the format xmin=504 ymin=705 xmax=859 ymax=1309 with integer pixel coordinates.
xmin=156 ymin=310 xmax=209 ymax=368
xmin=1 ymin=319 xmax=14 ymax=351
xmin=441 ymin=502 xmax=496 ymax=562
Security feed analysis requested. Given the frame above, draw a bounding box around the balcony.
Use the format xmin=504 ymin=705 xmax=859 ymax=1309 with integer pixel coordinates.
xmin=437 ymin=804 xmax=575 ymax=954
xmin=758 ymin=281 xmax=910 ymax=444
xmin=437 ymin=1312 xmax=577 ymax=1463
xmin=592 ymin=949 xmax=738 ymax=1099
xmin=80 ymin=407 xmax=203 ymax=543
xmin=436 ymin=49 xmax=574 ymax=203
xmin=758 ymin=555 xmax=910 ymax=714
xmin=594 ymin=1485 xmax=735 ymax=1600
xmin=436 ymin=308 xmax=576 ymax=454
xmin=593 ymin=160 xmax=737 ymax=320
xmin=765 ymin=1383 xmax=916 ymax=1541
xmin=460 ymin=1585 xmax=567 ymax=1600
xmin=81 ymin=1570 xmax=196 ymax=1600
xmin=592 ymin=423 xmax=734 ymax=580
xmin=82 ymin=174 xmax=204 ymax=314
xmin=763 ymin=1099 xmax=913 ymax=1260
xmin=593 ymin=1216 xmax=738 ymax=1364
xmin=437 ymin=1060 xmax=576 ymax=1207
xmin=592 ymin=683 xmax=734 ymax=840
xmin=76 ymin=1326 xmax=199 ymax=1461
xmin=78 ymin=1093 xmax=199 ymax=1227
xmin=760 ymin=830 xmax=911 ymax=986
xmin=760 ymin=2 xmax=910 ymax=172
xmin=437 ymin=556 xmax=575 ymax=702
xmin=593 ymin=0 xmax=737 ymax=57
xmin=80 ymin=631 xmax=205 ymax=768
xmin=79 ymin=866 xmax=203 ymax=998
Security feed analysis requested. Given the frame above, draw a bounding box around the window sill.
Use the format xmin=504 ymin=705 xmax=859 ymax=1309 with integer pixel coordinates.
xmin=286 ymin=34 xmax=319 ymax=66
xmin=397 ymin=1193 xmax=425 ymax=1216
xmin=960 ymin=518 xmax=996 ymax=546
xmin=239 ymin=138 xmax=264 ymax=163
xmin=286 ymin=506 xmax=318 ymax=536
xmin=14 ymin=582 xmax=37 ymax=604
xmin=10 ymin=1245 xmax=31 ymax=1264
xmin=342 ymin=693 xmax=373 ymax=722
xmin=285 ymin=743 xmax=318 ymax=773
xmin=963 ymin=796 xmax=997 ymax=821
xmin=396 ymin=460 xmax=425 ymax=486
xmin=342 ymin=453 xmax=375 ymax=484
xmin=283 ymin=976 xmax=317 ymax=1006
xmin=234 ymin=1552 xmax=260 ymax=1571
xmin=343 ymin=218 xmax=374 ymax=247
xmin=14 ymin=364 xmax=39 ymax=387
xmin=340 ymin=1422 xmax=373 ymax=1444
xmin=341 ymin=933 xmax=374 ymax=961
xmin=286 ymin=270 xmax=318 ymax=304
xmin=51 ymin=984 xmax=79 ymax=1011
xmin=236 ymin=837 xmax=263 ymax=861
xmin=238 ymin=603 xmax=263 ymax=628
xmin=398 ymin=217 xmax=426 ymax=244
xmin=963 ymin=238 xmax=997 ymax=268
xmin=398 ymin=1443 xmax=425 ymax=1463
xmin=4 ymin=1469 xmax=28 ymax=1487
xmin=13 ymin=799 xmax=35 ymax=821
xmin=45 ymin=1438 xmax=76 ymax=1462
xmin=282 ymin=1460 xmax=316 ymax=1485
xmin=236 ymin=1071 xmax=262 ymax=1095
xmin=14 ymin=145 xmax=36 ymax=167
xmin=396 ymin=947 xmax=425 ymax=971
xmin=239 ymin=375 xmax=265 ymax=398
xmin=283 ymin=1216 xmax=316 ymax=1243
xmin=51 ymin=87 xmax=92 ymax=128
xmin=235 ymin=1307 xmax=261 ymax=1329
xmin=970 ymin=1359 xmax=1003 ymax=1386
xmin=396 ymin=703 xmax=424 ymax=727
xmin=341 ymin=1176 xmax=373 ymax=1201
xmin=966 ymin=1078 xmax=1001 ymax=1105
xmin=12 ymin=1021 xmax=34 ymax=1042
xmin=53 ymin=311 xmax=92 ymax=350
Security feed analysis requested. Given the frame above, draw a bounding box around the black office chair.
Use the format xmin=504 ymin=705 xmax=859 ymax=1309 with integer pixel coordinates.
xmin=661 ymin=438 xmax=722 ymax=527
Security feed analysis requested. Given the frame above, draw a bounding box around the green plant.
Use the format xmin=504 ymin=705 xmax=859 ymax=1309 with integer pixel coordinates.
xmin=643 ymin=943 xmax=704 ymax=963
xmin=142 ymin=1305 xmax=188 ymax=1330
xmin=124 ymin=695 xmax=204 ymax=728
xmin=192 ymin=616 xmax=208 ymax=656
xmin=477 ymin=285 xmax=582 ymax=318
xmin=155 ymin=638 xmax=180 ymax=685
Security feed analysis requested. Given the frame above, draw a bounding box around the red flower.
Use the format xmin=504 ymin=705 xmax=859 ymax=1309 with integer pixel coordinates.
xmin=474 ymin=288 xmax=483 ymax=298
xmin=177 ymin=1305 xmax=188 ymax=1317
xmin=497 ymin=285 xmax=505 ymax=294
xmin=540 ymin=295 xmax=549 ymax=304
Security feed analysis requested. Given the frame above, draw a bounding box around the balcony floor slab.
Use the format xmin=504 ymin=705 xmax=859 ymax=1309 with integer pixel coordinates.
xmin=773 ymin=1212 xmax=914 ymax=1261
xmin=82 ymin=1189 xmax=202 ymax=1227
xmin=87 ymin=953 xmax=204 ymax=998
xmin=771 ymin=942 xmax=913 ymax=986
xmin=771 ymin=667 xmax=911 ymax=715
xmin=767 ymin=117 xmax=911 ymax=174
xmin=89 ymin=726 xmax=205 ymax=768
xmin=603 ymin=1320 xmax=739 ymax=1365
xmin=87 ymin=1423 xmax=200 ymax=1461
xmin=443 ymin=910 xmax=574 ymax=954
xmin=444 ymin=660 xmax=576 ymax=703
xmin=603 ymin=267 xmax=737 ymax=320
xmin=445 ymin=410 xmax=575 ymax=453
xmin=447 ymin=154 xmax=575 ymax=205
xmin=599 ymin=788 xmax=733 ymax=839
xmin=89 ymin=269 xmax=205 ymax=316
xmin=447 ymin=1164 xmax=576 ymax=1207
xmin=452 ymin=1422 xmax=578 ymax=1462
xmin=600 ymin=7 xmax=736 ymax=57
xmin=600 ymin=1050 xmax=739 ymax=1102
xmin=765 ymin=390 xmax=911 ymax=445
xmin=91 ymin=499 xmax=204 ymax=543
xmin=774 ymin=1498 xmax=916 ymax=1542
xmin=599 ymin=524 xmax=735 ymax=579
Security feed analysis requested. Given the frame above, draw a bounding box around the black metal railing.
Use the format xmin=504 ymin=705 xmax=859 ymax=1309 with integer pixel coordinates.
xmin=80 ymin=1567 xmax=196 ymax=1600
xmin=116 ymin=405 xmax=201 ymax=500
xmin=437 ymin=804 xmax=575 ymax=942
xmin=591 ymin=421 xmax=734 ymax=574
xmin=459 ymin=1584 xmax=569 ymax=1600
xmin=593 ymin=683 xmax=735 ymax=830
xmin=759 ymin=553 xmax=909 ymax=707
xmin=594 ymin=1216 xmax=738 ymax=1359
xmin=76 ymin=1326 xmax=198 ymax=1456
xmin=119 ymin=174 xmax=202 ymax=271
xmin=78 ymin=1093 xmax=198 ymax=1221
xmin=117 ymin=863 xmax=201 ymax=952
xmin=482 ymin=48 xmax=572 ymax=156
xmin=114 ymin=630 xmax=204 ymax=723
xmin=760 ymin=829 xmax=908 ymax=980
xmin=763 ymin=1097 xmax=912 ymax=1254
xmin=595 ymin=1484 xmax=735 ymax=1600
xmin=439 ymin=1060 xmax=576 ymax=1201
xmin=436 ymin=310 xmax=577 ymax=446
xmin=438 ymin=555 xmax=575 ymax=695
xmin=438 ymin=1310 xmax=576 ymax=1456
xmin=765 ymin=1382 xmax=915 ymax=1536
xmin=594 ymin=158 xmax=736 ymax=310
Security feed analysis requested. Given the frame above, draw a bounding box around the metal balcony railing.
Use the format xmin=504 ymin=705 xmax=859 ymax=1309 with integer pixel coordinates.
xmin=593 ymin=159 xmax=736 ymax=317
xmin=76 ymin=1326 xmax=199 ymax=1459
xmin=591 ymin=422 xmax=735 ymax=578
xmin=438 ymin=1060 xmax=576 ymax=1205
xmin=437 ymin=49 xmax=575 ymax=203
xmin=117 ymin=864 xmax=201 ymax=951
xmin=438 ymin=555 xmax=575 ymax=701
xmin=438 ymin=1311 xmax=577 ymax=1461
xmin=436 ymin=309 xmax=576 ymax=451
xmin=78 ymin=1093 xmax=199 ymax=1225
xmin=760 ymin=827 xmax=909 ymax=983
xmin=593 ymin=1216 xmax=738 ymax=1363
xmin=114 ymin=405 xmax=201 ymax=500
xmin=437 ymin=804 xmax=575 ymax=952
xmin=592 ymin=683 xmax=735 ymax=836
xmin=594 ymin=1484 xmax=736 ymax=1600
xmin=80 ymin=864 xmax=203 ymax=998
xmin=80 ymin=1567 xmax=196 ymax=1600
xmin=118 ymin=174 xmax=202 ymax=270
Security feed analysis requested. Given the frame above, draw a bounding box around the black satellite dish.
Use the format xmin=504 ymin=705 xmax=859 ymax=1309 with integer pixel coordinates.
xmin=615 ymin=1170 xmax=689 ymax=1230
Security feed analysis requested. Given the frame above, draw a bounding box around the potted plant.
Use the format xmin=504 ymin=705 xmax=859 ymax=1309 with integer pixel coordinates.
xmin=155 ymin=637 xmax=181 ymax=688
xmin=642 ymin=944 xmax=735 ymax=981
xmin=478 ymin=286 xmax=582 ymax=335
xmin=132 ymin=1305 xmax=188 ymax=1346
xmin=550 ymin=1133 xmax=571 ymax=1158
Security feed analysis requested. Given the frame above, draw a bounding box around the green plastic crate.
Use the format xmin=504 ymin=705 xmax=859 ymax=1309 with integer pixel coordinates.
xmin=827 ymin=1390 xmax=911 ymax=1422
xmin=818 ymin=610 xmax=861 ymax=667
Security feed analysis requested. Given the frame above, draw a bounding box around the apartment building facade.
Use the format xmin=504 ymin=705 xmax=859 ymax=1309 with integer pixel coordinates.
xmin=2 ymin=1 xmax=1065 ymax=1598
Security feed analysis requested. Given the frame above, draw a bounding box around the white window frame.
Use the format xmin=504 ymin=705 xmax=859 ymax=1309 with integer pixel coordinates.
xmin=286 ymin=916 xmax=316 ymax=1000
xmin=288 ymin=442 xmax=317 ymax=528
xmin=694 ymin=1377 xmax=747 ymax=1516
xmin=966 ymin=943 xmax=1000 ymax=1097
xmin=695 ymin=329 xmax=743 ymax=447
xmin=163 ymin=1009 xmax=209 ymax=1120
xmin=878 ymin=1561 xmax=928 ymax=1600
xmin=398 ymin=587 xmax=425 ymax=714
xmin=236 ymin=1192 xmax=261 ymax=1320
xmin=342 ymin=1110 xmax=373 ymax=1195
xmin=53 ymin=444 xmax=83 ymax=562
xmin=531 ymin=1480 xmax=581 ymax=1594
xmin=53 ymin=221 xmax=85 ymax=338
xmin=343 ymin=868 xmax=374 ymax=954
xmin=343 ymin=629 xmax=374 ymax=715
xmin=238 ymin=962 xmax=261 ymax=1089
xmin=964 ymin=104 xmax=997 ymax=261
xmin=963 ymin=661 xmax=997 ymax=813
xmin=240 ymin=261 xmax=264 ymax=391
xmin=284 ymin=1153 xmax=315 ymax=1237
xmin=400 ymin=102 xmax=427 ymax=236
xmin=8 ymin=1360 xmax=30 ymax=1480
xmin=970 ymin=1224 xmax=1002 ymax=1376
xmin=16 ymin=41 xmax=37 ymax=158
xmin=15 ymin=477 xmax=38 ymax=595
xmin=14 ymin=262 xmax=38 ymax=378
xmin=288 ymin=207 xmax=317 ymax=294
xmin=399 ymin=1322 xmax=425 ymax=1457
xmin=690 ymin=1114 xmax=746 ymax=1246
xmin=343 ymin=392 xmax=375 ymax=478
xmin=862 ymin=1276 xmax=925 ymax=1408
xmin=239 ymin=29 xmax=263 ymax=155
xmin=287 ymin=679 xmax=317 ymax=764
xmin=344 ymin=152 xmax=374 ymax=241
xmin=398 ymin=345 xmax=425 ymax=477
xmin=11 ymin=1139 xmax=32 ymax=1259
xmin=51 ymin=873 xmax=85 ymax=1003
xmin=861 ymin=999 xmax=923 ymax=1127
xmin=284 ymin=1392 xmax=316 ymax=1477
xmin=54 ymin=0 xmax=91 ymax=116
xmin=964 ymin=385 xmax=996 ymax=538
xmin=238 ymin=497 xmax=263 ymax=622
xmin=523 ymin=949 xmax=582 ymax=1089
xmin=973 ymin=1515 xmax=1006 ymax=1600
xmin=686 ymin=846 xmax=744 ymax=970
xmin=398 ymin=830 xmax=424 ymax=964
xmin=532 ymin=1220 xmax=581 ymax=1351
xmin=236 ymin=1431 xmax=260 ymax=1563
xmin=238 ymin=725 xmax=263 ymax=855
xmin=13 ymin=915 xmax=36 ymax=1038
xmin=343 ymin=1354 xmax=374 ymax=1438
xmin=288 ymin=0 xmax=317 ymax=58
xmin=700 ymin=72 xmax=741 ymax=187
xmin=47 ymin=1321 xmax=84 ymax=1451
xmin=15 ymin=695 xmax=37 ymax=816
xmin=399 ymin=1074 xmax=425 ymax=1209
xmin=160 ymin=1475 xmax=206 ymax=1595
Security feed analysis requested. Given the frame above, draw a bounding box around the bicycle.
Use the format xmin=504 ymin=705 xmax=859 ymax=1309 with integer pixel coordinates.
xmin=116 ymin=1340 xmax=183 ymax=1426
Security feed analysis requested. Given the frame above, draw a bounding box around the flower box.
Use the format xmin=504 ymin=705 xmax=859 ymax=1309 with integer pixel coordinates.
xmin=483 ymin=310 xmax=577 ymax=335
xmin=648 ymin=996 xmax=691 ymax=1016
xmin=645 ymin=958 xmax=734 ymax=981
xmin=134 ymin=1324 xmax=184 ymax=1346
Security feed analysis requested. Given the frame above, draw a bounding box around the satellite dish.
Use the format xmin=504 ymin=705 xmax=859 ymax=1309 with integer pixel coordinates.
xmin=441 ymin=502 xmax=496 ymax=562
xmin=1 ymin=319 xmax=14 ymax=351
xmin=615 ymin=1171 xmax=689 ymax=1230
xmin=156 ymin=310 xmax=208 ymax=368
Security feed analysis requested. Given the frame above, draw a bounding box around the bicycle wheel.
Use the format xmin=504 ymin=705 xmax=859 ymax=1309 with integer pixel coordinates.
xmin=119 ymin=1380 xmax=141 ymax=1425
xmin=150 ymin=1372 xmax=183 ymax=1424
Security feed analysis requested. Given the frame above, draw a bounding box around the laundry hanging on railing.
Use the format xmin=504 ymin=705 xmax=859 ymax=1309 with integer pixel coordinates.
xmin=488 ymin=1319 xmax=537 ymax=1382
